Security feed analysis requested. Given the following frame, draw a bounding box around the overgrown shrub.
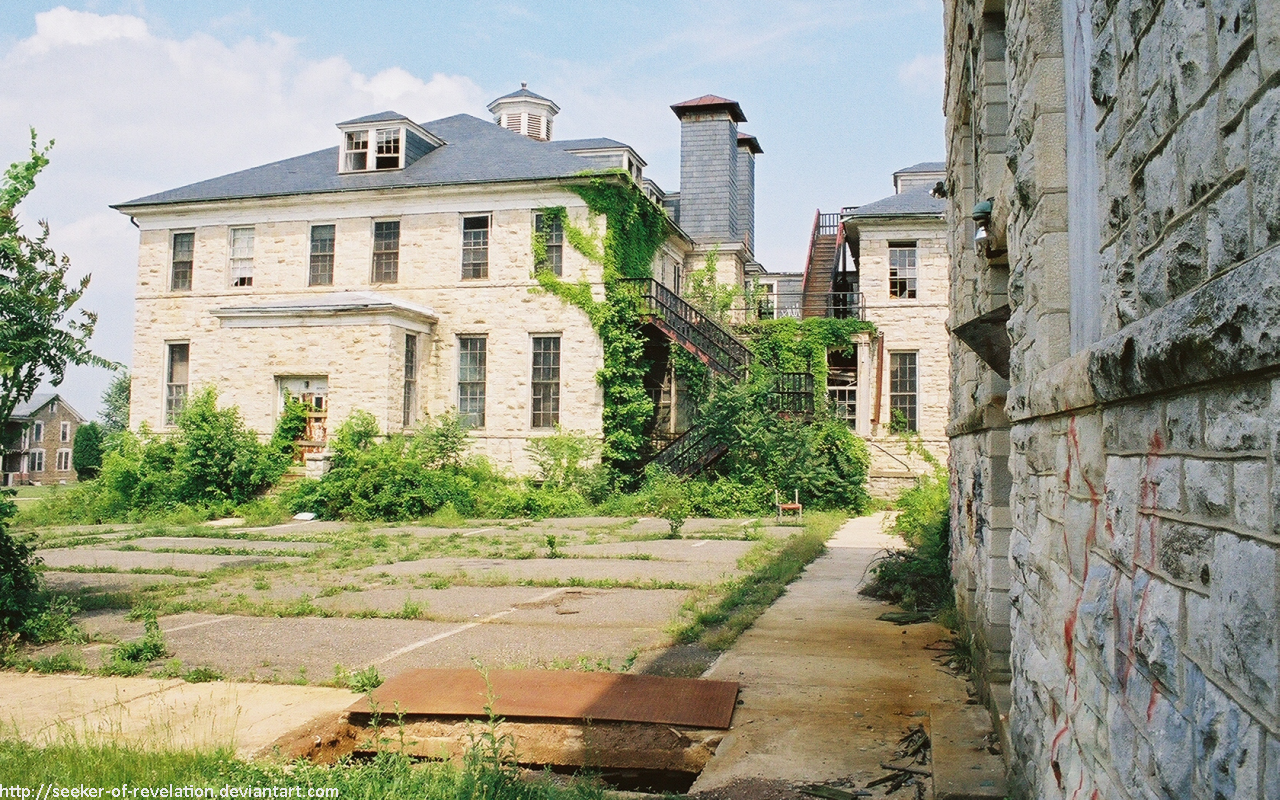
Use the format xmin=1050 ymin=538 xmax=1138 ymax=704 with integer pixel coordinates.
xmin=861 ymin=456 xmax=953 ymax=612
xmin=71 ymin=421 xmax=105 ymax=479
xmin=0 ymin=497 xmax=41 ymax=636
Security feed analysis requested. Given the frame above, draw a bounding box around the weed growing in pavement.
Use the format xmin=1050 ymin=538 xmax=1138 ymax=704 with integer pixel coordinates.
xmin=861 ymin=451 xmax=953 ymax=613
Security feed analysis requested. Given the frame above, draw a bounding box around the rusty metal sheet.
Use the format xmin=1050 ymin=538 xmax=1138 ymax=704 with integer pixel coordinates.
xmin=349 ymin=669 xmax=740 ymax=729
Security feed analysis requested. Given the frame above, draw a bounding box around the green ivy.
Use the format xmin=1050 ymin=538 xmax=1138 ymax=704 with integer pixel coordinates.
xmin=741 ymin=317 xmax=876 ymax=388
xmin=530 ymin=175 xmax=671 ymax=474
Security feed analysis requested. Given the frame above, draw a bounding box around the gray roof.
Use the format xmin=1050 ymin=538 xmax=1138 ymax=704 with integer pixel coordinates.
xmin=553 ymin=137 xmax=631 ymax=151
xmin=215 ymin=291 xmax=437 ymax=320
xmin=12 ymin=393 xmax=56 ymax=418
xmin=338 ymin=110 xmax=412 ymax=126
xmin=896 ymin=161 xmax=946 ymax=174
xmin=114 ymin=114 xmax=605 ymax=209
xmin=492 ymin=86 xmax=555 ymax=104
xmin=846 ymin=185 xmax=945 ymax=217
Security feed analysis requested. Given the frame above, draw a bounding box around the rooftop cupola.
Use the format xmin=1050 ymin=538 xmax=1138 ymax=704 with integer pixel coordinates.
xmin=488 ymin=83 xmax=560 ymax=141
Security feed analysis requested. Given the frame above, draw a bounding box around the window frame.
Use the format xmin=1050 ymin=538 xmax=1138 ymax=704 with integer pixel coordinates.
xmin=461 ymin=215 xmax=491 ymax=280
xmin=31 ymin=421 xmax=44 ymax=443
xmin=29 ymin=449 xmax=44 ymax=473
xmin=371 ymin=219 xmax=401 ymax=284
xmin=55 ymin=449 xmax=72 ymax=472
xmin=170 ymin=230 xmax=195 ymax=292
xmin=533 ymin=212 xmax=564 ymax=276
xmin=341 ymin=126 xmax=407 ymax=173
xmin=229 ymin=226 xmax=255 ymax=288
xmin=402 ymin=333 xmax=418 ymax=428
xmin=165 ymin=341 xmax=190 ymax=427
xmin=60 ymin=421 xmax=71 ymax=442
xmin=888 ymin=241 xmax=918 ymax=299
xmin=308 ymin=223 xmax=336 ymax=286
xmin=888 ymin=351 xmax=919 ymax=434
xmin=343 ymin=130 xmax=369 ymax=171
xmin=457 ymin=335 xmax=488 ymax=430
xmin=530 ymin=335 xmax=561 ymax=430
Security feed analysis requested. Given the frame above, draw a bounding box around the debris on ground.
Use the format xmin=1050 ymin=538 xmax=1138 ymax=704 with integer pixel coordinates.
xmin=866 ymin=725 xmax=931 ymax=795
xmin=875 ymin=611 xmax=932 ymax=625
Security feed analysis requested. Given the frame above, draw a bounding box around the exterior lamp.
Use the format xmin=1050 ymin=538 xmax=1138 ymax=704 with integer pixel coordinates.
xmin=972 ymin=199 xmax=994 ymax=250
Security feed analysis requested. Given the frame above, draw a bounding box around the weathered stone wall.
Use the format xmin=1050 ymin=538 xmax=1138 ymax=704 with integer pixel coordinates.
xmin=946 ymin=0 xmax=1280 ymax=796
xmin=128 ymin=188 xmax=662 ymax=475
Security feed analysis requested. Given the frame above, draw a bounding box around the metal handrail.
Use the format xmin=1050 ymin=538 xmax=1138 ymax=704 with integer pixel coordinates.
xmin=816 ymin=213 xmax=841 ymax=236
xmin=652 ymin=424 xmax=727 ymax=475
xmin=756 ymin=291 xmax=865 ymax=320
xmin=620 ymin=278 xmax=751 ymax=378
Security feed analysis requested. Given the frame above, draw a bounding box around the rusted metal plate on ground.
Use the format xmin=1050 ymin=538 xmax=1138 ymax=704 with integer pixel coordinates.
xmin=348 ymin=669 xmax=740 ymax=729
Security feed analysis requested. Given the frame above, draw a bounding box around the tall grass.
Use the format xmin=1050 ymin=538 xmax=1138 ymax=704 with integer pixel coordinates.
xmin=861 ymin=460 xmax=953 ymax=613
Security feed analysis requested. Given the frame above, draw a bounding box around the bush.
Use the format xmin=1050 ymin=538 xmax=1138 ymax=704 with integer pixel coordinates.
xmin=72 ymin=421 xmax=105 ymax=480
xmin=861 ymin=460 xmax=953 ymax=612
xmin=0 ymin=516 xmax=41 ymax=636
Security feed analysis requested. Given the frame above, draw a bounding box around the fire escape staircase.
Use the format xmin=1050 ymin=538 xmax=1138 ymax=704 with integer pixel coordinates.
xmin=620 ymin=278 xmax=751 ymax=475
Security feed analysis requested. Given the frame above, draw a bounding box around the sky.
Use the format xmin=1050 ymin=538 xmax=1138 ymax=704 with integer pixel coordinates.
xmin=0 ymin=1 xmax=946 ymax=420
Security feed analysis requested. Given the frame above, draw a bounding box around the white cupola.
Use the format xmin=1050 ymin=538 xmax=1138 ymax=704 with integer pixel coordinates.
xmin=487 ymin=83 xmax=560 ymax=142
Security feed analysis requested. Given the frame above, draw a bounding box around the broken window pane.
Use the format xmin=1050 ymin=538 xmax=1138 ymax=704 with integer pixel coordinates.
xmin=372 ymin=220 xmax=400 ymax=283
xmin=230 ymin=227 xmax=254 ymax=287
xmin=889 ymin=242 xmax=918 ymax=299
xmin=458 ymin=336 xmax=487 ymax=429
xmin=375 ymin=128 xmax=401 ymax=169
xmin=462 ymin=216 xmax=489 ymax=279
xmin=171 ymin=231 xmax=194 ymax=291
xmin=534 ymin=212 xmax=563 ymax=276
xmin=345 ymin=130 xmax=368 ymax=171
xmin=166 ymin=342 xmax=190 ymax=425
xmin=531 ymin=336 xmax=561 ymax=429
xmin=309 ymin=224 xmax=335 ymax=286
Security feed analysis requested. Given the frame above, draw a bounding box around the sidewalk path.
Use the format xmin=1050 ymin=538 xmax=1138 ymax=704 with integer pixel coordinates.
xmin=0 ymin=673 xmax=357 ymax=758
xmin=692 ymin=512 xmax=974 ymax=791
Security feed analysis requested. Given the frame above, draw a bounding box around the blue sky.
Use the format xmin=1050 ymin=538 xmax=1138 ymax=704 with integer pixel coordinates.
xmin=0 ymin=1 xmax=945 ymax=419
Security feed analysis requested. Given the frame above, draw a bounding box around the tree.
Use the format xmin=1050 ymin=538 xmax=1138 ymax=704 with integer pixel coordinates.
xmin=72 ymin=421 xmax=105 ymax=480
xmin=99 ymin=370 xmax=131 ymax=434
xmin=0 ymin=129 xmax=113 ymax=429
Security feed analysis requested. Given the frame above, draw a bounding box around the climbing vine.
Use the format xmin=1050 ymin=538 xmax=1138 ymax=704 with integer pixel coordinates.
xmin=741 ymin=317 xmax=876 ymax=388
xmin=529 ymin=174 xmax=670 ymax=474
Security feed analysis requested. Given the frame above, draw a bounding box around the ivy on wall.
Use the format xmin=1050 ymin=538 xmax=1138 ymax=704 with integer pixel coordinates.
xmin=529 ymin=173 xmax=671 ymax=474
xmin=740 ymin=317 xmax=876 ymax=388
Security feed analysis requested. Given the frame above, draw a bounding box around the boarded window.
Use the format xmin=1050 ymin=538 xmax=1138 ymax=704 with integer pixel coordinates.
xmin=309 ymin=224 xmax=335 ymax=286
xmin=889 ymin=352 xmax=918 ymax=433
xmin=888 ymin=243 xmax=917 ymax=299
xmin=344 ymin=130 xmax=368 ymax=171
xmin=166 ymin=343 xmax=189 ymax=426
xmin=372 ymin=221 xmax=400 ymax=283
xmin=171 ymin=232 xmax=194 ymax=291
xmin=531 ymin=336 xmax=561 ymax=429
xmin=458 ymin=336 xmax=487 ymax=429
xmin=230 ymin=227 xmax=254 ymax=287
xmin=462 ymin=216 xmax=489 ymax=279
xmin=403 ymin=334 xmax=418 ymax=427
xmin=534 ymin=212 xmax=563 ymax=276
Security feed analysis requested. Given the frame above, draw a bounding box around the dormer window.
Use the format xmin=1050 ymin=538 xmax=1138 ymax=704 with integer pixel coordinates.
xmin=344 ymin=131 xmax=368 ymax=171
xmin=375 ymin=128 xmax=401 ymax=169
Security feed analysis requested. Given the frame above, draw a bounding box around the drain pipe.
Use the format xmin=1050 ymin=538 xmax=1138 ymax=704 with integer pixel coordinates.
xmin=872 ymin=334 xmax=885 ymax=430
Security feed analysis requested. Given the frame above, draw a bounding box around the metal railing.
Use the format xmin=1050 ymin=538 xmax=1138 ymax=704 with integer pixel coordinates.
xmin=620 ymin=278 xmax=751 ymax=379
xmin=756 ymin=291 xmax=865 ymax=320
xmin=816 ymin=212 xmax=842 ymax=237
xmin=771 ymin=372 xmax=815 ymax=418
xmin=651 ymin=425 xmax=728 ymax=476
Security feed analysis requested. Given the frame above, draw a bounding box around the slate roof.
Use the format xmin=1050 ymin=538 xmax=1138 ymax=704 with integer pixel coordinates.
xmin=337 ymin=110 xmax=413 ymax=126
xmin=670 ymin=95 xmax=747 ymax=122
xmin=114 ymin=114 xmax=604 ymax=209
xmin=553 ymin=137 xmax=631 ymax=151
xmin=846 ymin=185 xmax=945 ymax=217
xmin=896 ymin=161 xmax=946 ymax=174
xmin=490 ymin=85 xmax=557 ymax=105
xmin=12 ymin=393 xmax=56 ymax=419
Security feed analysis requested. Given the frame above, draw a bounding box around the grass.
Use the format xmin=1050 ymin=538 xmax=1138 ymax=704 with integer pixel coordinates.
xmin=0 ymin=740 xmax=607 ymax=800
xmin=671 ymin=511 xmax=847 ymax=651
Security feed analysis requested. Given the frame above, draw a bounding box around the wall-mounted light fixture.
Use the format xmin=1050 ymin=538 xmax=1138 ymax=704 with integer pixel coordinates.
xmin=972 ymin=198 xmax=994 ymax=251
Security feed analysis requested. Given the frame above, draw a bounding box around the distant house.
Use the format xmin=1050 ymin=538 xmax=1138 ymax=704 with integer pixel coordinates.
xmin=2 ymin=393 xmax=86 ymax=486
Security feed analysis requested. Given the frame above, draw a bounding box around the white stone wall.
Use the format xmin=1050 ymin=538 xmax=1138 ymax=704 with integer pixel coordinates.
xmin=127 ymin=184 xmax=661 ymax=475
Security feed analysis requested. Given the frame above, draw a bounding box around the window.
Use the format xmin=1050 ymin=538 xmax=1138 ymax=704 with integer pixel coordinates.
xmin=531 ymin=336 xmax=561 ymax=429
xmin=171 ymin=231 xmax=194 ymax=291
xmin=462 ymin=216 xmax=489 ymax=279
xmin=458 ymin=336 xmax=487 ymax=429
xmin=60 ymin=422 xmax=70 ymax=442
xmin=166 ymin=343 xmax=190 ymax=425
xmin=402 ymin=334 xmax=418 ymax=427
xmin=55 ymin=449 xmax=71 ymax=472
xmin=344 ymin=130 xmax=368 ymax=171
xmin=828 ymin=355 xmax=857 ymax=425
xmin=372 ymin=221 xmax=400 ymax=283
xmin=889 ymin=352 xmax=918 ymax=433
xmin=32 ymin=421 xmax=44 ymax=443
xmin=375 ymin=128 xmax=401 ymax=170
xmin=888 ymin=242 xmax=918 ymax=299
xmin=534 ymin=212 xmax=563 ymax=276
xmin=309 ymin=224 xmax=335 ymax=286
xmin=758 ymin=281 xmax=777 ymax=319
xmin=229 ymin=227 xmax=254 ymax=287
xmin=28 ymin=450 xmax=44 ymax=473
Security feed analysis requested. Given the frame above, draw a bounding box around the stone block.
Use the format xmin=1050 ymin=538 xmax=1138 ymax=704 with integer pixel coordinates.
xmin=1158 ymin=519 xmax=1214 ymax=588
xmin=1142 ymin=455 xmax=1183 ymax=513
xmin=1104 ymin=455 xmax=1141 ymax=562
xmin=1232 ymin=459 xmax=1269 ymax=533
xmin=1158 ymin=213 xmax=1209 ymax=302
xmin=1266 ymin=734 xmax=1280 ymax=800
xmin=1251 ymin=85 xmax=1280 ymax=248
xmin=1163 ymin=392 xmax=1203 ymax=450
xmin=1102 ymin=401 xmax=1165 ymax=452
xmin=1183 ymin=458 xmax=1232 ymax=519
xmin=1205 ymin=178 xmax=1251 ymax=275
xmin=1208 ymin=0 xmax=1255 ymax=70
xmin=1224 ymin=51 xmax=1261 ymax=123
xmin=1190 ymin=679 xmax=1263 ymax=800
xmin=1204 ymin=380 xmax=1270 ymax=451
xmin=1132 ymin=570 xmax=1182 ymax=686
xmin=1261 ymin=0 xmax=1280 ymax=78
xmin=1178 ymin=95 xmax=1222 ymax=208
xmin=1147 ymin=685 xmax=1193 ymax=797
xmin=1165 ymin=0 xmax=1213 ymax=114
xmin=1210 ymin=533 xmax=1278 ymax=710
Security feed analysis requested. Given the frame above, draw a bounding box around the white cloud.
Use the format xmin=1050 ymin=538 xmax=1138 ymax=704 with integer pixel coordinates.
xmin=0 ymin=8 xmax=489 ymax=417
xmin=897 ymin=53 xmax=945 ymax=94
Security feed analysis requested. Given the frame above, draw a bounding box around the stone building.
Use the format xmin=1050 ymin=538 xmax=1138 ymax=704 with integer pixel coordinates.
xmin=113 ymin=88 xmax=762 ymax=474
xmin=1 ymin=393 xmax=86 ymax=485
xmin=791 ymin=165 xmax=950 ymax=495
xmin=944 ymin=0 xmax=1280 ymax=797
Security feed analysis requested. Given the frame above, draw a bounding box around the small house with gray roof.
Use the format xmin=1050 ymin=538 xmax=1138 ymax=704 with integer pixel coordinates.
xmin=2 ymin=393 xmax=86 ymax=486
xmin=113 ymin=87 xmax=764 ymax=474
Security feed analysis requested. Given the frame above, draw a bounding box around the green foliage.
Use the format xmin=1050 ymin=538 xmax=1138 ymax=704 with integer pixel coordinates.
xmin=19 ymin=594 xmax=83 ymax=645
xmin=412 ymin=411 xmax=470 ymax=470
xmin=682 ymin=247 xmax=737 ymax=324
xmin=270 ymin=391 xmax=309 ymax=463
xmin=71 ymin=420 xmax=105 ymax=479
xmin=330 ymin=409 xmax=380 ymax=465
xmin=741 ymin=316 xmax=875 ymax=386
xmin=0 ymin=129 xmax=114 ymax=427
xmin=101 ymin=610 xmax=169 ymax=675
xmin=174 ymin=387 xmax=283 ymax=505
xmin=525 ymin=426 xmax=601 ymax=492
xmin=341 ymin=664 xmax=383 ymax=693
xmin=0 ymin=519 xmax=42 ymax=636
xmin=644 ymin=466 xmax=688 ymax=537
xmin=99 ymin=370 xmax=130 ymax=434
xmin=861 ymin=461 xmax=953 ymax=612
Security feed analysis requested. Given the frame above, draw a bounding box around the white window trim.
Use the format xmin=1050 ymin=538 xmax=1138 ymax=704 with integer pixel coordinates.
xmin=170 ymin=229 xmax=196 ymax=292
xmin=339 ymin=126 xmax=406 ymax=173
xmin=165 ymin=341 xmax=191 ymax=428
xmin=461 ymin=213 xmax=492 ymax=281
xmin=55 ymin=449 xmax=72 ymax=472
xmin=370 ymin=218 xmax=402 ymax=284
xmin=229 ymin=226 xmax=255 ymax=288
xmin=60 ymin=421 xmax=71 ymax=442
xmin=29 ymin=449 xmax=45 ymax=473
xmin=32 ymin=421 xmax=44 ymax=442
xmin=307 ymin=221 xmax=338 ymax=287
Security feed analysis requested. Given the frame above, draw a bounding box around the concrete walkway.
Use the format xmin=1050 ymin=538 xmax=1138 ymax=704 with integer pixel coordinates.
xmin=692 ymin=513 xmax=994 ymax=794
xmin=0 ymin=673 xmax=357 ymax=758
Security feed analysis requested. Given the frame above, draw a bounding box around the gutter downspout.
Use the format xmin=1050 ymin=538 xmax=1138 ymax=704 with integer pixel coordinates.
xmin=872 ymin=334 xmax=885 ymax=429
